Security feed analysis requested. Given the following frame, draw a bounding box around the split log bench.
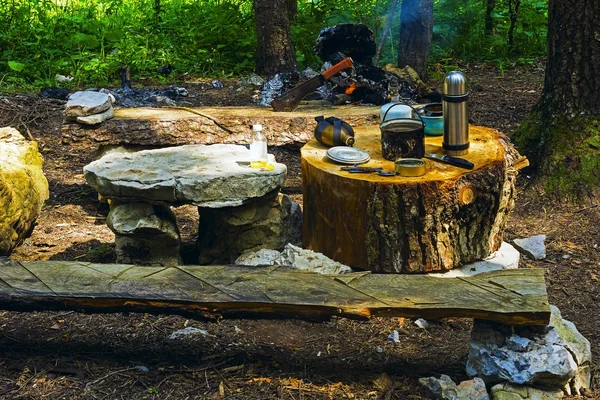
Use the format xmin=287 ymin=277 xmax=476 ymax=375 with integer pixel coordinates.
xmin=0 ymin=260 xmax=550 ymax=326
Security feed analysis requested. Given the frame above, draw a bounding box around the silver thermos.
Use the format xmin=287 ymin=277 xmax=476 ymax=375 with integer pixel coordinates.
xmin=442 ymin=71 xmax=469 ymax=156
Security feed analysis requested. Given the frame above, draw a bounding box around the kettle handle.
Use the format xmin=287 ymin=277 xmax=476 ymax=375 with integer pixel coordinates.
xmin=382 ymin=103 xmax=425 ymax=127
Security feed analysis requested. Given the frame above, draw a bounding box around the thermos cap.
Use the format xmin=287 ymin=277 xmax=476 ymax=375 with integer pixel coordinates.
xmin=252 ymin=124 xmax=263 ymax=131
xmin=443 ymin=71 xmax=467 ymax=96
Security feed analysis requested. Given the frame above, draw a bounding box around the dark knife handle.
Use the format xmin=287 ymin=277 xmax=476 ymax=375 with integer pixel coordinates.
xmin=444 ymin=155 xmax=474 ymax=169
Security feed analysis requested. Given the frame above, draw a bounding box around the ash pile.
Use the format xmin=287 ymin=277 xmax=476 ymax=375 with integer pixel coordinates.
xmin=41 ymin=85 xmax=189 ymax=108
xmin=261 ymin=23 xmax=436 ymax=107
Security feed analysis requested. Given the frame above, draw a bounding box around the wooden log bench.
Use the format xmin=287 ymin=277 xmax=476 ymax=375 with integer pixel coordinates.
xmin=0 ymin=260 xmax=551 ymax=326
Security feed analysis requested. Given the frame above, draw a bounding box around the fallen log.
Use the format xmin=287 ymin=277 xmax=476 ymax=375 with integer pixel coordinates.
xmin=0 ymin=260 xmax=550 ymax=325
xmin=60 ymin=105 xmax=380 ymax=149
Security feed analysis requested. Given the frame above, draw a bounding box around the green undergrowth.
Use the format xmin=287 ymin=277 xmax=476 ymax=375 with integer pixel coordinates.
xmin=513 ymin=110 xmax=600 ymax=199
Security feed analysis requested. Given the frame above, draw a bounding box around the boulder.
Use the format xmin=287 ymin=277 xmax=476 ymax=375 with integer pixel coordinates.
xmin=466 ymin=305 xmax=591 ymax=395
xmin=419 ymin=374 xmax=489 ymax=400
xmin=65 ymin=91 xmax=112 ymax=118
xmin=0 ymin=127 xmax=49 ymax=255
xmin=198 ymin=193 xmax=301 ymax=264
xmin=108 ymin=201 xmax=181 ymax=266
xmin=490 ymin=383 xmax=564 ymax=399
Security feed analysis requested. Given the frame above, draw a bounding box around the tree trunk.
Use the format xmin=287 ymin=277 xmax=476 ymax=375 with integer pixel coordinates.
xmin=286 ymin=0 xmax=298 ymax=21
xmin=512 ymin=0 xmax=600 ymax=193
xmin=485 ymin=0 xmax=496 ymax=36
xmin=253 ymin=0 xmax=297 ymax=76
xmin=507 ymin=0 xmax=520 ymax=49
xmin=397 ymin=0 xmax=434 ymax=80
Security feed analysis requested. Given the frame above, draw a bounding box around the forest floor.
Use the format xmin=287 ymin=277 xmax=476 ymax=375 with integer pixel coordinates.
xmin=0 ymin=63 xmax=599 ymax=399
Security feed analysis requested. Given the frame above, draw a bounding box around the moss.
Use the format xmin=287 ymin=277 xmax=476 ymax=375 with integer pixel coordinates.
xmin=513 ymin=112 xmax=600 ymax=199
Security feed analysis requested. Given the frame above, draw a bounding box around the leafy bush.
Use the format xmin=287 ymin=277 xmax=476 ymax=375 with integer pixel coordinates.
xmin=0 ymin=0 xmax=547 ymax=90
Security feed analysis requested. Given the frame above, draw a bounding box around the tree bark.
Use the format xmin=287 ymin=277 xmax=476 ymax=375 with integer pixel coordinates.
xmin=253 ymin=0 xmax=297 ymax=76
xmin=513 ymin=0 xmax=600 ymax=175
xmin=485 ymin=0 xmax=496 ymax=36
xmin=507 ymin=0 xmax=520 ymax=48
xmin=397 ymin=0 xmax=434 ymax=80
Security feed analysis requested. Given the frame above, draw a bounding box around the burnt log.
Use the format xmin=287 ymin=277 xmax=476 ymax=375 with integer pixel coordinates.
xmin=301 ymin=125 xmax=525 ymax=273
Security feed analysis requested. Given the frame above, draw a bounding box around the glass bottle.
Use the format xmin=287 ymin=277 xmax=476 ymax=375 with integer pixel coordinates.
xmin=250 ymin=124 xmax=268 ymax=169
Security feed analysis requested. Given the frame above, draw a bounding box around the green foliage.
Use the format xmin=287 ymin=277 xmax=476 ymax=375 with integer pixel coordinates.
xmin=0 ymin=0 xmax=548 ymax=89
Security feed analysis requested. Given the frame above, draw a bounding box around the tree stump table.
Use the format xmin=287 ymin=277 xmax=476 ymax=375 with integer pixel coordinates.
xmin=301 ymin=125 xmax=525 ymax=273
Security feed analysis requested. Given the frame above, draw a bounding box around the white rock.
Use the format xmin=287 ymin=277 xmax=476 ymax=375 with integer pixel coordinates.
xmin=167 ymin=327 xmax=209 ymax=341
xmin=235 ymin=249 xmax=283 ymax=266
xmin=65 ymin=91 xmax=111 ymax=117
xmin=280 ymin=243 xmax=353 ymax=274
xmin=512 ymin=234 xmax=546 ymax=260
xmin=415 ymin=318 xmax=429 ymax=329
xmin=55 ymin=74 xmax=73 ymax=82
xmin=429 ymin=242 xmax=520 ymax=278
xmin=76 ymin=106 xmax=114 ymax=125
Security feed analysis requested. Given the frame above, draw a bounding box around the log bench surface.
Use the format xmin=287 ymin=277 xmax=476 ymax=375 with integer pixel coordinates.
xmin=0 ymin=260 xmax=550 ymax=325
xmin=61 ymin=105 xmax=381 ymax=148
xmin=302 ymin=125 xmax=520 ymax=273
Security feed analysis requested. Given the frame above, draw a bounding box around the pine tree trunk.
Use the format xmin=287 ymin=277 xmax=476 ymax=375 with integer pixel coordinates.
xmin=541 ymin=0 xmax=600 ymax=114
xmin=512 ymin=0 xmax=600 ymax=191
xmin=253 ymin=0 xmax=297 ymax=76
xmin=397 ymin=0 xmax=434 ymax=80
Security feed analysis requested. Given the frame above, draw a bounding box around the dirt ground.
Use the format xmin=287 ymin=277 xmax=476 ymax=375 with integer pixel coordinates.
xmin=0 ymin=64 xmax=599 ymax=399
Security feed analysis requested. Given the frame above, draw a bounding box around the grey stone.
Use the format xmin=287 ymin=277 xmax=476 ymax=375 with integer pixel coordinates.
xmin=76 ymin=106 xmax=114 ymax=125
xmin=512 ymin=235 xmax=546 ymax=260
xmin=84 ymin=144 xmax=287 ymax=208
xmin=419 ymin=375 xmax=489 ymax=400
xmin=466 ymin=306 xmax=591 ymax=394
xmin=108 ymin=202 xmax=181 ymax=266
xmin=429 ymin=242 xmax=520 ymax=278
xmin=280 ymin=243 xmax=352 ymax=274
xmin=238 ymin=73 xmax=265 ymax=87
xmin=490 ymin=383 xmax=564 ymax=399
xmin=0 ymin=127 xmax=49 ymax=255
xmin=65 ymin=91 xmax=111 ymax=117
xmin=198 ymin=193 xmax=301 ymax=264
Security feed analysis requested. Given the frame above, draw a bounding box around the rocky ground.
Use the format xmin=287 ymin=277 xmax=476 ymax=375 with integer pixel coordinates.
xmin=0 ymin=63 xmax=598 ymax=399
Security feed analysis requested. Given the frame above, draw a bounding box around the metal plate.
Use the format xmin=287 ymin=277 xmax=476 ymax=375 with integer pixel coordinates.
xmin=327 ymin=147 xmax=370 ymax=164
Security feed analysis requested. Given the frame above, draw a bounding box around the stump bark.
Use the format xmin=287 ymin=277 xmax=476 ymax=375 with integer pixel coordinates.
xmin=301 ymin=125 xmax=524 ymax=273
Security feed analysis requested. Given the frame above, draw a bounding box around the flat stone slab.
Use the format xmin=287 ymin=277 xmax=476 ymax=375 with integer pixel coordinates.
xmin=84 ymin=144 xmax=287 ymax=208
